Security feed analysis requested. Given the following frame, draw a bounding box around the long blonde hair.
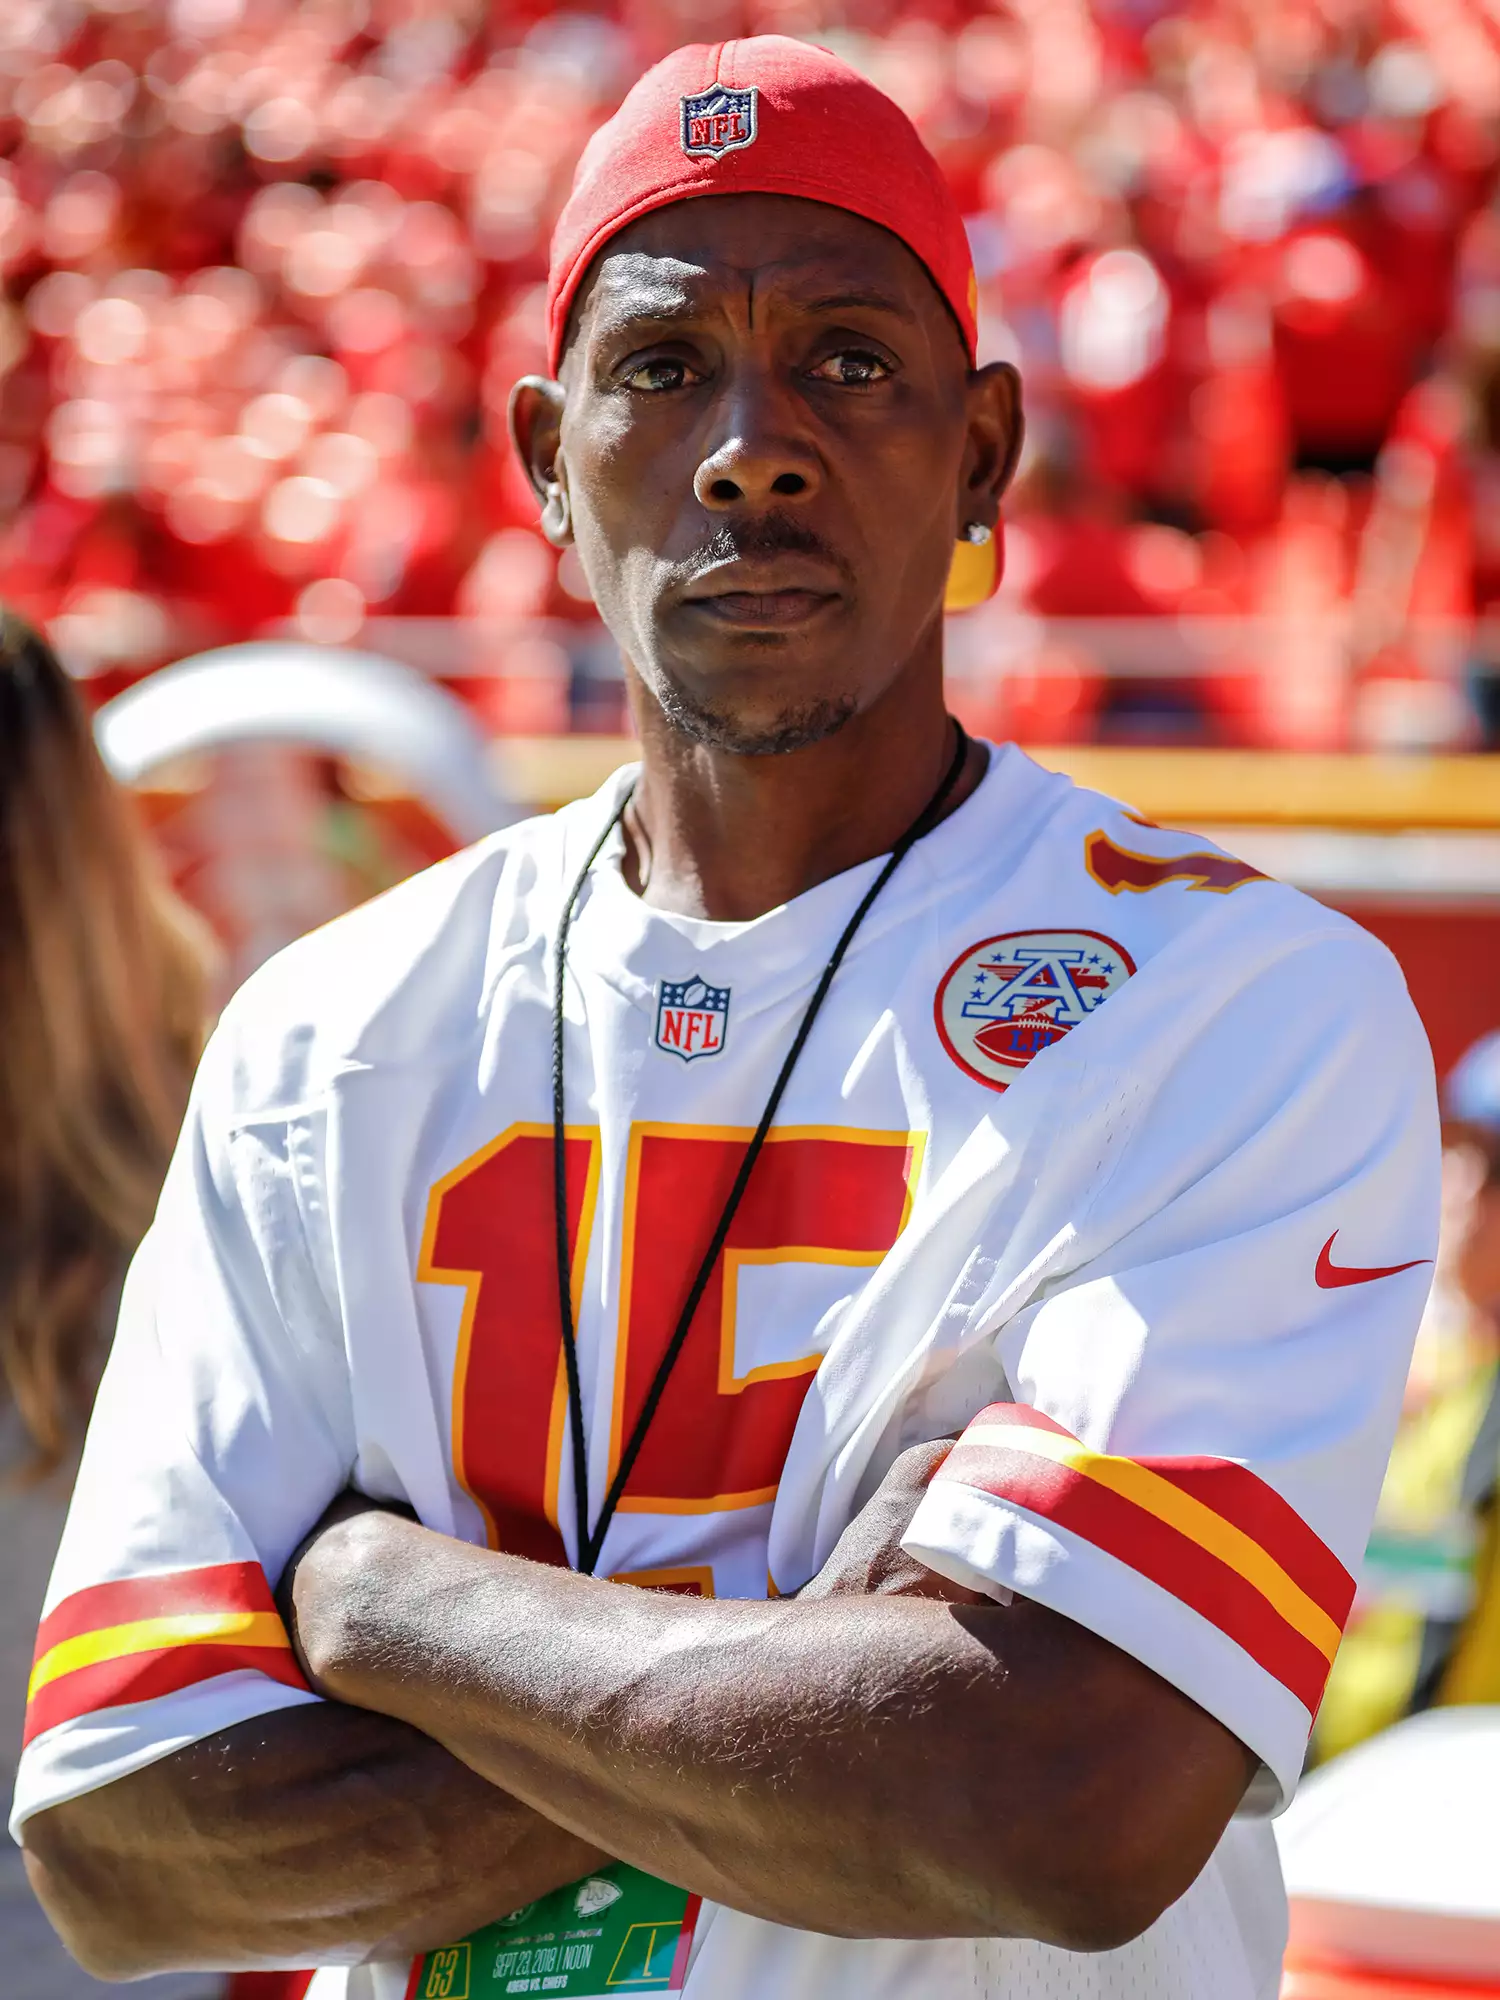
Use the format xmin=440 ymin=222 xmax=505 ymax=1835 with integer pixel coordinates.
xmin=0 ymin=612 xmax=210 ymax=1475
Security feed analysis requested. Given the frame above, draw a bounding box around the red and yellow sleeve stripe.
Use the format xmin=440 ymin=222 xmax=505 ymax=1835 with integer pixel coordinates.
xmin=934 ymin=1404 xmax=1356 ymax=1715
xmin=25 ymin=1561 xmax=307 ymax=1748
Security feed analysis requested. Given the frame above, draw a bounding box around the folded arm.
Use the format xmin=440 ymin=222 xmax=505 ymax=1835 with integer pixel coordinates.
xmin=22 ymin=1702 xmax=607 ymax=1979
xmin=24 ymin=1444 xmax=1252 ymax=1974
xmin=281 ymin=1445 xmax=1255 ymax=1952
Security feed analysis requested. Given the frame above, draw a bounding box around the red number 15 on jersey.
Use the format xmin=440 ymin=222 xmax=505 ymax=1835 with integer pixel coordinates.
xmin=419 ymin=1123 xmax=921 ymax=1573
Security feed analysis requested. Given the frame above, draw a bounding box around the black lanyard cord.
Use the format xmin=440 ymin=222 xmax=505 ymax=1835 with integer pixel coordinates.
xmin=551 ymin=794 xmax=633 ymax=1581
xmin=552 ymin=718 xmax=970 ymax=1575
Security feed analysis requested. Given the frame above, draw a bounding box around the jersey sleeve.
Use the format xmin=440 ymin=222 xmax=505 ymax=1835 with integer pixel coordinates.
xmin=10 ymin=1009 xmax=355 ymax=1840
xmin=902 ymin=923 xmax=1440 ymax=1812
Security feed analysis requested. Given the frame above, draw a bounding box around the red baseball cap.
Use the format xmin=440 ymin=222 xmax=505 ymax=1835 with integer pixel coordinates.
xmin=545 ymin=36 xmax=978 ymax=375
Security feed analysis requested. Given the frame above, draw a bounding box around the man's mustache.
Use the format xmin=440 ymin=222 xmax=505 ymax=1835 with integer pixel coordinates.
xmin=669 ymin=513 xmax=850 ymax=588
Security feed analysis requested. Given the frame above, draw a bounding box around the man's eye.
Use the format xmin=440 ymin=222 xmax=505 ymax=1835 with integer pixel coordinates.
xmin=808 ymin=349 xmax=893 ymax=386
xmin=620 ymin=356 xmax=700 ymax=392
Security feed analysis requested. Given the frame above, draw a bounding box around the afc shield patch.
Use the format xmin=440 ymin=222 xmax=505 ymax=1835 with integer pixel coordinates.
xmin=655 ymin=975 xmax=731 ymax=1062
xmin=934 ymin=930 xmax=1135 ymax=1092
xmin=680 ymin=85 xmax=758 ymax=160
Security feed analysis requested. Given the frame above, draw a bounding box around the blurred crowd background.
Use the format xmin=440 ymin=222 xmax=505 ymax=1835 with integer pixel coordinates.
xmin=2 ymin=0 xmax=1500 ymax=749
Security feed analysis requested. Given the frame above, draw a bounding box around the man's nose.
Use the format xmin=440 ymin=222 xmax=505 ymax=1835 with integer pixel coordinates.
xmin=692 ymin=389 xmax=822 ymax=511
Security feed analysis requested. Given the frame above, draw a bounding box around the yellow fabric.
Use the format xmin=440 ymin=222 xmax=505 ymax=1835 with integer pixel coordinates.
xmin=1439 ymin=1504 xmax=1500 ymax=1706
xmin=1313 ymin=1605 xmax=1428 ymax=1766
xmin=1382 ymin=1360 xmax=1494 ymax=1527
xmin=29 ymin=1609 xmax=291 ymax=1700
xmin=1312 ymin=1291 xmax=1498 ymax=1764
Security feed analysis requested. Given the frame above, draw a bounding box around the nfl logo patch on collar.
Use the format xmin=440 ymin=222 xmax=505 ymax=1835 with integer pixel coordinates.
xmin=655 ymin=975 xmax=731 ymax=1061
xmin=680 ymin=85 xmax=758 ymax=160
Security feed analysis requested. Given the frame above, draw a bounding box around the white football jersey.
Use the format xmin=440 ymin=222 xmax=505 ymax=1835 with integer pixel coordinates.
xmin=12 ymin=744 xmax=1440 ymax=2000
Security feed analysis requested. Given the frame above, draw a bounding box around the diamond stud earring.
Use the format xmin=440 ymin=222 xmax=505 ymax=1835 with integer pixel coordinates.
xmin=962 ymin=523 xmax=993 ymax=546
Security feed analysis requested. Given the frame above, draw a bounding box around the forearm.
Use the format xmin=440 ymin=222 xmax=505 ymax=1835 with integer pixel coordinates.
xmin=296 ymin=1518 xmax=1249 ymax=1945
xmin=22 ymin=1700 xmax=606 ymax=1978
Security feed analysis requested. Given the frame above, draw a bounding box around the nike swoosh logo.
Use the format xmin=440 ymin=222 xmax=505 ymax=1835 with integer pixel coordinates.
xmin=1315 ymin=1231 xmax=1430 ymax=1290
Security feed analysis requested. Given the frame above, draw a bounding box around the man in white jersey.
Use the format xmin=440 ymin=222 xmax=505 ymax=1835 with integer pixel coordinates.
xmin=16 ymin=38 xmax=1438 ymax=2000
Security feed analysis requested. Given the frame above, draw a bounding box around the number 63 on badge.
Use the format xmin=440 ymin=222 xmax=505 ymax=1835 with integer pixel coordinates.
xmin=406 ymin=1864 xmax=700 ymax=1999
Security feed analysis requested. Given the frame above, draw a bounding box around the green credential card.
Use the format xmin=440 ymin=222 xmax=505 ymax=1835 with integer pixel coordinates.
xmin=405 ymin=1863 xmax=701 ymax=2000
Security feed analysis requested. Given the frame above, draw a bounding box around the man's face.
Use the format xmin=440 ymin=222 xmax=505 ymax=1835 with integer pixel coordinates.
xmin=514 ymin=194 xmax=1019 ymax=755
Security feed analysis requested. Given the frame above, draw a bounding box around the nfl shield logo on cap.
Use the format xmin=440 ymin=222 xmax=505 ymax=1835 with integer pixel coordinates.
xmin=655 ymin=975 xmax=731 ymax=1061
xmin=680 ymin=85 xmax=758 ymax=160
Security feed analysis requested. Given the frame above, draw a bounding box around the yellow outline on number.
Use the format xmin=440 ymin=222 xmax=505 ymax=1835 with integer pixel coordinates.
xmin=607 ymin=1918 xmax=680 ymax=1986
xmin=422 ymin=1940 xmax=471 ymax=2000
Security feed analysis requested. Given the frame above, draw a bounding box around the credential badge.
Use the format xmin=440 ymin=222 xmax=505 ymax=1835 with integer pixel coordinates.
xmin=655 ymin=974 xmax=731 ymax=1062
xmin=934 ymin=930 xmax=1135 ymax=1092
xmin=680 ymin=85 xmax=758 ymax=160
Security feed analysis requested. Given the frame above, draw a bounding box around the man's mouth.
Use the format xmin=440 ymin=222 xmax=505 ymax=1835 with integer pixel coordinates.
xmin=685 ymin=587 xmax=839 ymax=628
xmin=678 ymin=556 xmax=844 ymax=630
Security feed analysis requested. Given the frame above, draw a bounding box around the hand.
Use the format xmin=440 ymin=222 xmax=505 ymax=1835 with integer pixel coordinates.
xmin=797 ymin=1438 xmax=987 ymax=1603
xmin=39 ymin=1495 xmax=616 ymax=1978
xmin=276 ymin=1490 xmax=417 ymax=1691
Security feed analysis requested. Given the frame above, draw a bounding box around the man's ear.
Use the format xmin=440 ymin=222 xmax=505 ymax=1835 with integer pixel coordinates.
xmin=508 ymin=376 xmax=572 ymax=547
xmin=957 ymin=361 xmax=1024 ymax=540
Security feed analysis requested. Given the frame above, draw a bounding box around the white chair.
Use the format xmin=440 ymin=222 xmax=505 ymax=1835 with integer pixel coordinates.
xmin=94 ymin=641 xmax=514 ymax=844
xmin=1276 ymin=1707 xmax=1500 ymax=1987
